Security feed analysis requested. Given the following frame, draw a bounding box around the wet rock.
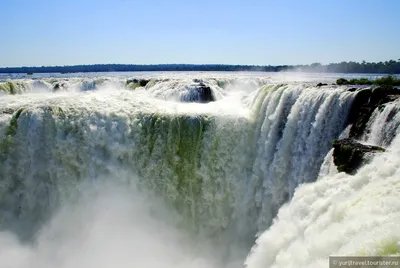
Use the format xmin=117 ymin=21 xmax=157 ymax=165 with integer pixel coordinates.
xmin=180 ymin=83 xmax=216 ymax=103
xmin=348 ymin=86 xmax=400 ymax=138
xmin=127 ymin=78 xmax=139 ymax=84
xmin=139 ymin=79 xmax=149 ymax=87
xmin=316 ymin=83 xmax=327 ymax=87
xmin=332 ymin=138 xmax=385 ymax=174
xmin=196 ymin=83 xmax=215 ymax=103
xmin=53 ymin=82 xmax=65 ymax=92
xmin=126 ymin=79 xmax=149 ymax=89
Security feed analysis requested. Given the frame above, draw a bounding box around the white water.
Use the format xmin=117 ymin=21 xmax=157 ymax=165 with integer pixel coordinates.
xmin=246 ymin=99 xmax=400 ymax=268
xmin=1 ymin=73 xmax=397 ymax=267
xmin=0 ymin=180 xmax=242 ymax=268
xmin=361 ymin=99 xmax=400 ymax=147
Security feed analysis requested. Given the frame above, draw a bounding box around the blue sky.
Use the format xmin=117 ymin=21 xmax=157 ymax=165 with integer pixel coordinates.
xmin=1 ymin=0 xmax=399 ymax=67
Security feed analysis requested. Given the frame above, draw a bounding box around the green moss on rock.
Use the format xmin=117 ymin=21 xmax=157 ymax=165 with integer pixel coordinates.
xmin=0 ymin=81 xmax=30 ymax=95
xmin=6 ymin=108 xmax=24 ymax=136
xmin=332 ymin=138 xmax=385 ymax=174
xmin=0 ymin=108 xmax=25 ymax=161
xmin=126 ymin=79 xmax=149 ymax=90
xmin=136 ymin=113 xmax=210 ymax=229
xmin=0 ymin=82 xmax=15 ymax=94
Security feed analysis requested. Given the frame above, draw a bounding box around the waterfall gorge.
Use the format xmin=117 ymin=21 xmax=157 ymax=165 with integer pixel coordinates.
xmin=0 ymin=73 xmax=399 ymax=267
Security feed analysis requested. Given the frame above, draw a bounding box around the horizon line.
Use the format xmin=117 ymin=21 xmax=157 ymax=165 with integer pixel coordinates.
xmin=1 ymin=59 xmax=400 ymax=69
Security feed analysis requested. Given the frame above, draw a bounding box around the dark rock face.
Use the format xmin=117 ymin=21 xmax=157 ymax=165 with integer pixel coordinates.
xmin=348 ymin=86 xmax=400 ymax=138
xmin=330 ymin=86 xmax=399 ymax=174
xmin=180 ymin=83 xmax=216 ymax=103
xmin=139 ymin=79 xmax=149 ymax=87
xmin=126 ymin=79 xmax=149 ymax=89
xmin=196 ymin=83 xmax=215 ymax=103
xmin=316 ymin=83 xmax=328 ymax=87
xmin=126 ymin=78 xmax=139 ymax=84
xmin=332 ymin=138 xmax=385 ymax=174
xmin=53 ymin=83 xmax=64 ymax=92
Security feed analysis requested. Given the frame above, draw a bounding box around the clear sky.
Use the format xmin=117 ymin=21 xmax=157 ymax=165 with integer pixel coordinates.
xmin=1 ymin=0 xmax=399 ymax=67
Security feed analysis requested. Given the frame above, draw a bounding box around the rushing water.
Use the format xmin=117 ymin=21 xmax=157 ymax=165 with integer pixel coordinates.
xmin=0 ymin=72 xmax=399 ymax=268
xmin=246 ymin=118 xmax=400 ymax=268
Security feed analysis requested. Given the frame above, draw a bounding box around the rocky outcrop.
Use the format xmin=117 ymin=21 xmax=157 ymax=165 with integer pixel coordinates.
xmin=332 ymin=138 xmax=385 ymax=174
xmin=195 ymin=83 xmax=215 ymax=103
xmin=126 ymin=79 xmax=150 ymax=89
xmin=330 ymin=86 xmax=399 ymax=174
xmin=53 ymin=82 xmax=67 ymax=92
xmin=180 ymin=83 xmax=216 ymax=103
xmin=0 ymin=82 xmax=18 ymax=94
xmin=347 ymin=86 xmax=400 ymax=138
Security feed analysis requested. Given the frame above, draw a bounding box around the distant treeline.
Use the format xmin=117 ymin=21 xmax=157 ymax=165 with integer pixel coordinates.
xmin=293 ymin=60 xmax=400 ymax=74
xmin=1 ymin=60 xmax=400 ymax=74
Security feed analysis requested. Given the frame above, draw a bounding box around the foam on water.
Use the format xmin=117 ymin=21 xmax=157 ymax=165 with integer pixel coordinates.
xmin=2 ymin=73 xmax=396 ymax=267
xmin=246 ymin=99 xmax=400 ymax=268
xmin=0 ymin=180 xmax=242 ymax=268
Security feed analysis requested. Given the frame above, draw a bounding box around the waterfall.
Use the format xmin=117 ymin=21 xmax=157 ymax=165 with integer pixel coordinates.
xmin=361 ymin=99 xmax=400 ymax=147
xmin=235 ymin=84 xmax=354 ymax=240
xmin=0 ymin=77 xmax=355 ymax=243
xmin=3 ymin=74 xmax=394 ymax=268
xmin=246 ymin=97 xmax=400 ymax=268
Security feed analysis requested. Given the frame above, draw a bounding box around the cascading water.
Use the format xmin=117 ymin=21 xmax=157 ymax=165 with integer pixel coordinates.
xmin=0 ymin=73 xmax=398 ymax=268
xmin=246 ymin=93 xmax=400 ymax=268
xmin=361 ymin=99 xmax=400 ymax=147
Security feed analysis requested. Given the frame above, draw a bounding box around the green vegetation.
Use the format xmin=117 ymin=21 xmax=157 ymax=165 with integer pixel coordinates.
xmin=336 ymin=75 xmax=400 ymax=86
xmin=1 ymin=59 xmax=400 ymax=74
xmin=375 ymin=75 xmax=400 ymax=86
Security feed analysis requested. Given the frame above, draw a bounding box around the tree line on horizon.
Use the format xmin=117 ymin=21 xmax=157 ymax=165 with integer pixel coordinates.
xmin=1 ymin=60 xmax=399 ymax=74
